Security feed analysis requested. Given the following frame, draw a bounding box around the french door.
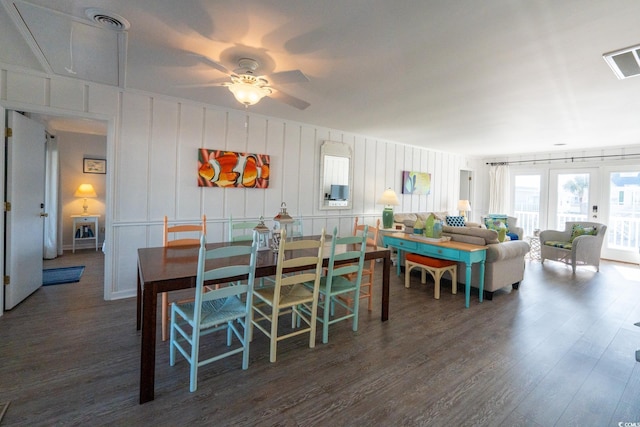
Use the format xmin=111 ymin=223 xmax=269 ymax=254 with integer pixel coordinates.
xmin=599 ymin=166 xmax=640 ymax=263
xmin=548 ymin=169 xmax=599 ymax=231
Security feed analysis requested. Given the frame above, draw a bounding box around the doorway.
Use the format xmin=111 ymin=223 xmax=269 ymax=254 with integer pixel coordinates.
xmin=459 ymin=170 xmax=473 ymax=220
xmin=2 ymin=108 xmax=109 ymax=312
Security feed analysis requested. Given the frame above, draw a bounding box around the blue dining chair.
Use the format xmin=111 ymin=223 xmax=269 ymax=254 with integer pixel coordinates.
xmin=169 ymin=235 xmax=257 ymax=392
xmin=304 ymin=226 xmax=368 ymax=344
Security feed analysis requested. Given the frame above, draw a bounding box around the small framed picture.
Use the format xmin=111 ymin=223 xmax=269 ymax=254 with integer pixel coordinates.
xmin=83 ymin=158 xmax=106 ymax=174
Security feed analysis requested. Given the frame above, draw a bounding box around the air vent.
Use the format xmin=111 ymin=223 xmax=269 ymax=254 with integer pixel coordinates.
xmin=85 ymin=8 xmax=130 ymax=31
xmin=603 ymin=44 xmax=640 ymax=79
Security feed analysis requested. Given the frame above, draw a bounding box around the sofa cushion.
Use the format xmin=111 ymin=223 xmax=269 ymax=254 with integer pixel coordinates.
xmin=442 ymin=225 xmax=500 ymax=245
xmin=544 ymin=240 xmax=573 ymax=250
xmin=446 ymin=215 xmax=466 ymax=227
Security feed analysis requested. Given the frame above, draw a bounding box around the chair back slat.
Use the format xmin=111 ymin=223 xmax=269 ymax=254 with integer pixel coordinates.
xmin=229 ymin=215 xmax=260 ymax=242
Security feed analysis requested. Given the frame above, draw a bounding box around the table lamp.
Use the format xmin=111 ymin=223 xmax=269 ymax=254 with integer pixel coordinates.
xmin=377 ymin=188 xmax=399 ymax=229
xmin=74 ymin=183 xmax=97 ymax=215
xmin=457 ymin=199 xmax=471 ymax=220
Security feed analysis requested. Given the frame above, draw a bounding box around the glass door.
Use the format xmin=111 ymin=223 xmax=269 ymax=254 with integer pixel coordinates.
xmin=600 ymin=167 xmax=640 ymax=263
xmin=549 ymin=169 xmax=599 ymax=231
xmin=512 ymin=173 xmax=543 ymax=237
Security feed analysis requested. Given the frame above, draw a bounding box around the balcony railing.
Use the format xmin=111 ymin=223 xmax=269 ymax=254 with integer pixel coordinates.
xmin=514 ymin=210 xmax=640 ymax=251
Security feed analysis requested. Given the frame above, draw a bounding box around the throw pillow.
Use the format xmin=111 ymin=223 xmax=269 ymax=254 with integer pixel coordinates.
xmin=485 ymin=215 xmax=509 ymax=232
xmin=446 ymin=215 xmax=466 ymax=227
xmin=569 ymin=224 xmax=596 ymax=242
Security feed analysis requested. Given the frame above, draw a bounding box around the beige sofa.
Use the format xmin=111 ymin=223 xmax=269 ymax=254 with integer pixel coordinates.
xmin=392 ymin=212 xmax=530 ymax=300
xmin=442 ymin=226 xmax=530 ymax=299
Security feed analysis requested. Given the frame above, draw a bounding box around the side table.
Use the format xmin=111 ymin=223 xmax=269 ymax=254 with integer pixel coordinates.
xmin=71 ymin=214 xmax=99 ymax=253
xmin=526 ymin=235 xmax=541 ymax=260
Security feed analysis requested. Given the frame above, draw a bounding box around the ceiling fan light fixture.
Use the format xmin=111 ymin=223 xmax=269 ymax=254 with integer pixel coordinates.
xmin=227 ymin=75 xmax=272 ymax=106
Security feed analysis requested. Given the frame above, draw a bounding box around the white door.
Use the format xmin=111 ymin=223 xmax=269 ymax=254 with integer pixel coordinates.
xmin=4 ymin=111 xmax=46 ymax=310
xmin=548 ymin=169 xmax=599 ymax=230
xmin=600 ymin=166 xmax=640 ymax=263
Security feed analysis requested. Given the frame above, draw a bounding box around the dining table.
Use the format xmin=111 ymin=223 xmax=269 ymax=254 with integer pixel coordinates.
xmin=136 ymin=236 xmax=391 ymax=404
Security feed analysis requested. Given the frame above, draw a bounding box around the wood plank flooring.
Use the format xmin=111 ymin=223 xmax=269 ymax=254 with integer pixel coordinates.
xmin=1 ymin=250 xmax=639 ymax=426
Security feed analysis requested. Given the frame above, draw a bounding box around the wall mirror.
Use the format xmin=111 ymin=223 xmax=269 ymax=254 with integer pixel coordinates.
xmin=319 ymin=140 xmax=353 ymax=210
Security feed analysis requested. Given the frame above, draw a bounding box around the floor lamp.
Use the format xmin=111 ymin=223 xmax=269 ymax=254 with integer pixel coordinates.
xmin=377 ymin=188 xmax=399 ymax=229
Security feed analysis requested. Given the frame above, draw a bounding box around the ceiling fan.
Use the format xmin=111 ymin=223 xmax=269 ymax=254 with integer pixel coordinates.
xmin=184 ymin=56 xmax=310 ymax=110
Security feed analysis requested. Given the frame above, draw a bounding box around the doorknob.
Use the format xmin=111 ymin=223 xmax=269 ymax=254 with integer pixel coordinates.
xmin=40 ymin=212 xmax=48 ymax=217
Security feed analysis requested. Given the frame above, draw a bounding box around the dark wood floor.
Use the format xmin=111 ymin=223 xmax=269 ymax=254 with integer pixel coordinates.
xmin=1 ymin=250 xmax=639 ymax=426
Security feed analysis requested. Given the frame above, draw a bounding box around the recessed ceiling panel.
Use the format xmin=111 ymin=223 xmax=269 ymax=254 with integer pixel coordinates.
xmin=8 ymin=0 xmax=125 ymax=86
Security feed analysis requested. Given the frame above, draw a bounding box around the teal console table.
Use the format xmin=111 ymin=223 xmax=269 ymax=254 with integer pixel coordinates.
xmin=383 ymin=232 xmax=487 ymax=308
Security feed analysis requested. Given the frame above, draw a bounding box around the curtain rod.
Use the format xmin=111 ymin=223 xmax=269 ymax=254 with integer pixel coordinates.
xmin=486 ymin=152 xmax=640 ymax=166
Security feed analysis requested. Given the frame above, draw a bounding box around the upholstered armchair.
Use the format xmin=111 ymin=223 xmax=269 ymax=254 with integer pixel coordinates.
xmin=540 ymin=221 xmax=607 ymax=273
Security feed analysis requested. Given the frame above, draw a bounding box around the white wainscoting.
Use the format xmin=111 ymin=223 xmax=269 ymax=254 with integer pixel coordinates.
xmin=0 ymin=62 xmax=481 ymax=301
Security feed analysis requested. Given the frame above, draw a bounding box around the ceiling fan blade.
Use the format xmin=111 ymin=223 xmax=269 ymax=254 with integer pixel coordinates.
xmin=270 ymin=90 xmax=310 ymax=110
xmin=175 ymin=77 xmax=228 ymax=89
xmin=267 ymin=69 xmax=309 ymax=85
xmin=187 ymin=53 xmax=232 ymax=75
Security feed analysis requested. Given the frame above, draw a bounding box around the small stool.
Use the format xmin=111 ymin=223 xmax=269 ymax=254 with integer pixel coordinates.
xmin=405 ymin=253 xmax=457 ymax=299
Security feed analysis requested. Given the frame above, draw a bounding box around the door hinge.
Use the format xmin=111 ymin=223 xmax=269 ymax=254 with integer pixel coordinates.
xmin=4 ymin=202 xmax=11 ymax=212
xmin=5 ymin=127 xmax=12 ymax=138
xmin=4 ymin=276 xmax=9 ymax=286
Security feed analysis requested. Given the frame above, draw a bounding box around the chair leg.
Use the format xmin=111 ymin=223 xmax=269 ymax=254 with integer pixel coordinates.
xmin=189 ymin=326 xmax=200 ymax=392
xmin=242 ymin=312 xmax=250 ymax=370
xmin=269 ymin=308 xmax=279 ymax=363
xmin=323 ymin=295 xmax=331 ymax=344
xmin=161 ymin=292 xmax=169 ymax=341
xmin=352 ymin=294 xmax=360 ymax=332
xmin=309 ymin=298 xmax=318 ymax=349
xmin=169 ymin=308 xmax=176 ymax=366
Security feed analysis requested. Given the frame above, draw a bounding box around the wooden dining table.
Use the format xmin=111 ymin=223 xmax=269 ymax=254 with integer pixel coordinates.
xmin=136 ymin=237 xmax=391 ymax=404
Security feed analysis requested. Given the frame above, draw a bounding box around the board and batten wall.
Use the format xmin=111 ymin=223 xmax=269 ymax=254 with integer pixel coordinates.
xmin=0 ymin=62 xmax=480 ymax=307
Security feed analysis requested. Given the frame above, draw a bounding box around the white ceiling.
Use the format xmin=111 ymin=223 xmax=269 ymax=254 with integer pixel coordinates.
xmin=2 ymin=0 xmax=640 ymax=156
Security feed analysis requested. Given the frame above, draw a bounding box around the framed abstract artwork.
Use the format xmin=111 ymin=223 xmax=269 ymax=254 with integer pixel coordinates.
xmin=197 ymin=149 xmax=270 ymax=188
xmin=402 ymin=171 xmax=431 ymax=195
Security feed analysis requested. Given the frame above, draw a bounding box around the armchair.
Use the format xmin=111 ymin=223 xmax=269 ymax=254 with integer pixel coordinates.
xmin=540 ymin=221 xmax=607 ymax=273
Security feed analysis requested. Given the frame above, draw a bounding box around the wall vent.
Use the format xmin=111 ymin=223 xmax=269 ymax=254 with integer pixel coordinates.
xmin=603 ymin=44 xmax=640 ymax=80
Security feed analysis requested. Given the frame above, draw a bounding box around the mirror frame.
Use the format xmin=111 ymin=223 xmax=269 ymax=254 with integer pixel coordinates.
xmin=319 ymin=140 xmax=353 ymax=210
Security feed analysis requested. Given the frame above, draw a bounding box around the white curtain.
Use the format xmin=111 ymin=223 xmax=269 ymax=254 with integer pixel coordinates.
xmin=43 ymin=135 xmax=60 ymax=259
xmin=488 ymin=164 xmax=510 ymax=214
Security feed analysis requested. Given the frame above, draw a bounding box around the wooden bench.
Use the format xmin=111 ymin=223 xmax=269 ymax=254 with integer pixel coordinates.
xmin=405 ymin=253 xmax=457 ymax=299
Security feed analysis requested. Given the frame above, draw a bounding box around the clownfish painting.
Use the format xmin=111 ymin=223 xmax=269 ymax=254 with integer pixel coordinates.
xmin=198 ymin=149 xmax=270 ymax=188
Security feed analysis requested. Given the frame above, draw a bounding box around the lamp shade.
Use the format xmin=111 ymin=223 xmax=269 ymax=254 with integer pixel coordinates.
xmin=457 ymin=200 xmax=471 ymax=211
xmin=228 ymin=82 xmax=270 ymax=105
xmin=377 ymin=188 xmax=400 ymax=206
xmin=74 ymin=183 xmax=97 ymax=198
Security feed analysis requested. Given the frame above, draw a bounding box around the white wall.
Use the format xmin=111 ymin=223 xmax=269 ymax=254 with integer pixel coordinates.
xmin=0 ymin=62 xmax=479 ymax=304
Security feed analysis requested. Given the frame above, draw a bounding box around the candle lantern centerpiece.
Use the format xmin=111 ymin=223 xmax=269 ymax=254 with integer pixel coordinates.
xmin=253 ymin=216 xmax=271 ymax=251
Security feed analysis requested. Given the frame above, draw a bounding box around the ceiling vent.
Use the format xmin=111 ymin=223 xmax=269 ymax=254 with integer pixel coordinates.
xmin=85 ymin=8 xmax=130 ymax=31
xmin=603 ymin=44 xmax=640 ymax=80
